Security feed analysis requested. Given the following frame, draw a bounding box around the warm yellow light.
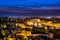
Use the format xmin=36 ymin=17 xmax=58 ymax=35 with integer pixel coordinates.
xmin=37 ymin=19 xmax=40 ymax=22
xmin=54 ymin=23 xmax=60 ymax=27
xmin=47 ymin=21 xmax=53 ymax=24
xmin=20 ymin=30 xmax=32 ymax=37
xmin=7 ymin=38 xmax=16 ymax=40
xmin=27 ymin=21 xmax=33 ymax=25
xmin=34 ymin=19 xmax=40 ymax=22
xmin=34 ymin=22 xmax=37 ymax=27
xmin=16 ymin=23 xmax=19 ymax=26
xmin=3 ymin=24 xmax=7 ymax=28
xmin=38 ymin=22 xmax=41 ymax=25
xmin=26 ymin=31 xmax=32 ymax=36
xmin=46 ymin=21 xmax=53 ymax=26
xmin=20 ymin=30 xmax=26 ymax=36
xmin=27 ymin=26 xmax=33 ymax=29
xmin=19 ymin=23 xmax=25 ymax=28
xmin=44 ymin=27 xmax=48 ymax=30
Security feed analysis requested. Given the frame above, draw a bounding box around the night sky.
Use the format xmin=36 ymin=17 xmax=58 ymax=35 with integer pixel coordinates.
xmin=0 ymin=0 xmax=60 ymax=17
xmin=0 ymin=0 xmax=60 ymax=7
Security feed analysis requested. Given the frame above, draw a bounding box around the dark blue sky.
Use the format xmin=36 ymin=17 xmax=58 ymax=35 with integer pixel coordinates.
xmin=0 ymin=0 xmax=60 ymax=17
xmin=0 ymin=12 xmax=60 ymax=17
xmin=0 ymin=0 xmax=60 ymax=8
